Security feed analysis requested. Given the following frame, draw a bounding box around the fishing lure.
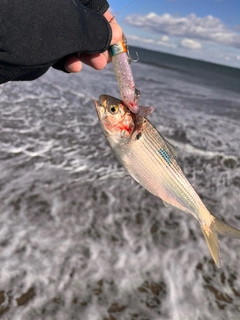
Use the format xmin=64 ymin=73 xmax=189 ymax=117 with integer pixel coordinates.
xmin=109 ymin=34 xmax=154 ymax=117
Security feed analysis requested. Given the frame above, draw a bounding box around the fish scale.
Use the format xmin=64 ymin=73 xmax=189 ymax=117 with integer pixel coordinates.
xmin=120 ymin=117 xmax=203 ymax=216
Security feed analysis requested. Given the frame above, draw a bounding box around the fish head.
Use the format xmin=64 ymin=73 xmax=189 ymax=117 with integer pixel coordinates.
xmin=94 ymin=95 xmax=136 ymax=142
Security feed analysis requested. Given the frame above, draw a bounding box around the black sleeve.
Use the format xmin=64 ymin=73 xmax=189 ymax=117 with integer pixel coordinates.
xmin=0 ymin=0 xmax=111 ymax=84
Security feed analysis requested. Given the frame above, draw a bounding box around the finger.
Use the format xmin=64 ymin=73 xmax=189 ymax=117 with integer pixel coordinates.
xmin=78 ymin=53 xmax=107 ymax=70
xmin=99 ymin=50 xmax=111 ymax=64
xmin=109 ymin=22 xmax=122 ymax=45
xmin=103 ymin=10 xmax=122 ymax=45
xmin=103 ymin=10 xmax=113 ymax=22
xmin=64 ymin=55 xmax=83 ymax=73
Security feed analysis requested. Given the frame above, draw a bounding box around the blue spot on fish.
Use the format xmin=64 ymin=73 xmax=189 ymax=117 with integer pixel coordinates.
xmin=158 ymin=148 xmax=171 ymax=165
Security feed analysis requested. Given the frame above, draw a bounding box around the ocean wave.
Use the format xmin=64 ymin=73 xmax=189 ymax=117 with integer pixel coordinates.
xmin=0 ymin=62 xmax=240 ymax=319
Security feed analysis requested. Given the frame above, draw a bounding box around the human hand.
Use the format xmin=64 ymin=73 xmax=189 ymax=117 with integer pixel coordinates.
xmin=64 ymin=10 xmax=122 ymax=73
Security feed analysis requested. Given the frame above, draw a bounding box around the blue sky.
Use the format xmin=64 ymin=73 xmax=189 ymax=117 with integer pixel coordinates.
xmin=109 ymin=0 xmax=240 ymax=68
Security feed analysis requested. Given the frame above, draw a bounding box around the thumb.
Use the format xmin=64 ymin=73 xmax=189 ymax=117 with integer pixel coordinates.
xmin=103 ymin=11 xmax=122 ymax=46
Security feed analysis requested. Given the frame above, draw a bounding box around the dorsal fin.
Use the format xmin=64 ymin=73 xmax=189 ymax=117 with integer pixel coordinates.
xmin=162 ymin=200 xmax=171 ymax=207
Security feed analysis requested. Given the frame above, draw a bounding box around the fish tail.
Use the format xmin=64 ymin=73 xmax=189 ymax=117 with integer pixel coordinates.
xmin=201 ymin=217 xmax=240 ymax=268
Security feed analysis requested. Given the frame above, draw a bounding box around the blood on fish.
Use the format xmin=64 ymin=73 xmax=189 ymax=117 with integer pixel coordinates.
xmin=117 ymin=123 xmax=133 ymax=133
xmin=105 ymin=120 xmax=133 ymax=135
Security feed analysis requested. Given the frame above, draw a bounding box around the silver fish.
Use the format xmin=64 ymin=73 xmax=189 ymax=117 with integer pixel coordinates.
xmin=94 ymin=94 xmax=240 ymax=267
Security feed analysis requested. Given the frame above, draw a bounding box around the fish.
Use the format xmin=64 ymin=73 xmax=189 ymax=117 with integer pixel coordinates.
xmin=94 ymin=94 xmax=240 ymax=267
xmin=109 ymin=34 xmax=154 ymax=117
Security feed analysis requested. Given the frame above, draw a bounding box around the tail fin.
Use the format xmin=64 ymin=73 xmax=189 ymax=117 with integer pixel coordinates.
xmin=201 ymin=217 xmax=240 ymax=268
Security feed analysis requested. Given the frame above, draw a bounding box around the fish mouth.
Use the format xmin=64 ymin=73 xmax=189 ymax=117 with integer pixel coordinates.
xmin=94 ymin=99 xmax=105 ymax=118
xmin=99 ymin=94 xmax=108 ymax=105
xmin=94 ymin=95 xmax=109 ymax=110
xmin=94 ymin=95 xmax=113 ymax=116
xmin=94 ymin=99 xmax=99 ymax=109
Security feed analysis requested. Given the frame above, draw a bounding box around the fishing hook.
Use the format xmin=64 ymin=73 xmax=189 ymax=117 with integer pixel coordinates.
xmin=122 ymin=34 xmax=139 ymax=64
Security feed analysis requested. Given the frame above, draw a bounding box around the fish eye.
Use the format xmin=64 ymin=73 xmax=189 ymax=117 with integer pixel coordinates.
xmin=108 ymin=104 xmax=119 ymax=115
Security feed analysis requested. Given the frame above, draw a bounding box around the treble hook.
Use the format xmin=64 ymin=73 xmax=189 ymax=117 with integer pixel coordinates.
xmin=122 ymin=34 xmax=139 ymax=64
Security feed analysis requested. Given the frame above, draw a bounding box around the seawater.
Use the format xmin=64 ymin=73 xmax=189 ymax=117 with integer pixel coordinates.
xmin=0 ymin=48 xmax=240 ymax=320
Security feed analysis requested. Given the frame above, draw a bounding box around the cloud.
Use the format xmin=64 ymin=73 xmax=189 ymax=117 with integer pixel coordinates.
xmin=180 ymin=38 xmax=202 ymax=49
xmin=160 ymin=35 xmax=169 ymax=42
xmin=236 ymin=55 xmax=240 ymax=60
xmin=127 ymin=35 xmax=154 ymax=44
xmin=233 ymin=25 xmax=240 ymax=32
xmin=125 ymin=12 xmax=240 ymax=48
xmin=127 ymin=34 xmax=176 ymax=48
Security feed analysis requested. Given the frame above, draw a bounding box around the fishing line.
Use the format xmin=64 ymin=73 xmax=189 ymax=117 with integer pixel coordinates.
xmin=109 ymin=0 xmax=140 ymax=22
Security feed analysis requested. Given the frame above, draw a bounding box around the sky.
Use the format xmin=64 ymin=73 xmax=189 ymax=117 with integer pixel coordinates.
xmin=109 ymin=0 xmax=240 ymax=68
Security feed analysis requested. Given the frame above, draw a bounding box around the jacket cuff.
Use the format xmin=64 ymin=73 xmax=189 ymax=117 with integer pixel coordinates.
xmin=79 ymin=0 xmax=109 ymax=15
